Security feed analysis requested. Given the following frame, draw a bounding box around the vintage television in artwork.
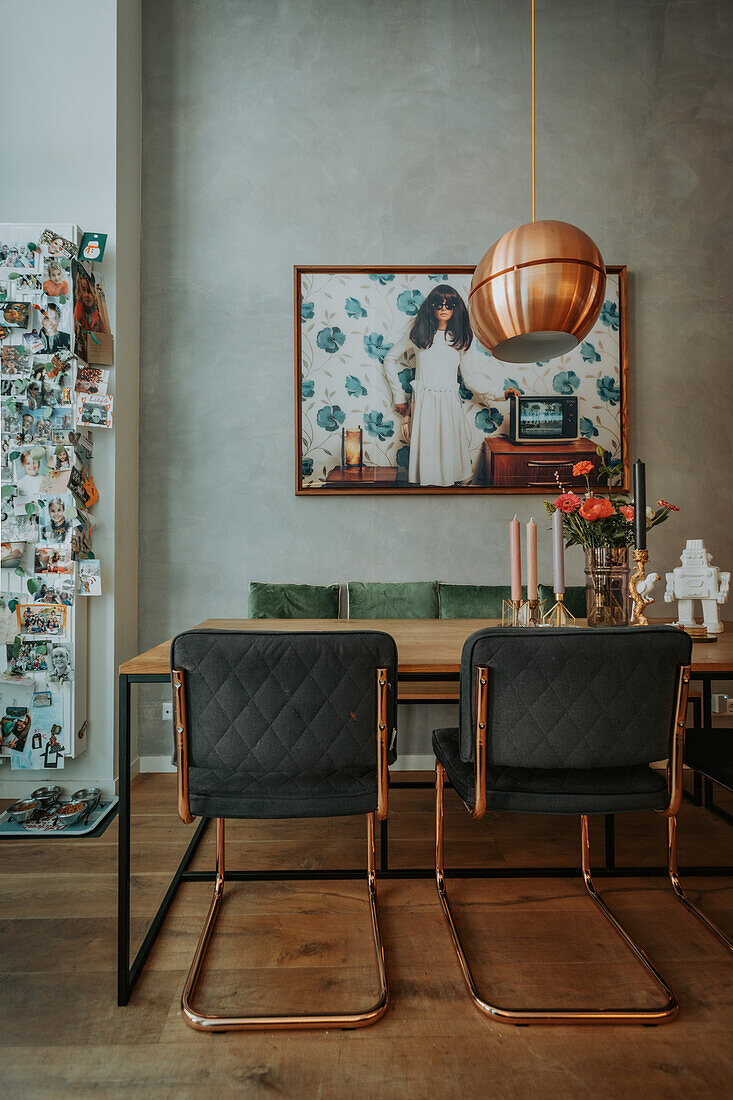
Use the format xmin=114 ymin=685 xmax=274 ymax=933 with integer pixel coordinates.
xmin=508 ymin=395 xmax=579 ymax=445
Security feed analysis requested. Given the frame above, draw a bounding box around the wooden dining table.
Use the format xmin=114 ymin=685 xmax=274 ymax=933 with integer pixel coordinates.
xmin=117 ymin=618 xmax=733 ymax=1006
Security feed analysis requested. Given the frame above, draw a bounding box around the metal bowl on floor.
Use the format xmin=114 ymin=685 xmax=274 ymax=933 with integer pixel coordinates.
xmin=54 ymin=799 xmax=92 ymax=826
xmin=31 ymin=785 xmax=63 ymax=808
xmin=7 ymin=798 xmax=42 ymax=824
xmin=71 ymin=787 xmax=101 ymax=811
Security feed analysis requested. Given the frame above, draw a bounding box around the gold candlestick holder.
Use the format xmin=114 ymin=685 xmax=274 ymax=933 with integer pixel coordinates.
xmin=630 ymin=547 xmax=654 ymax=626
xmin=543 ymin=592 xmax=576 ymax=627
xmin=501 ymin=598 xmax=524 ymax=627
xmin=519 ymin=598 xmax=545 ymax=626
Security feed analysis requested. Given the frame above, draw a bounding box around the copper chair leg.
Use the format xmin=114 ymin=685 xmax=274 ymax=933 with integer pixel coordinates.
xmin=667 ymin=815 xmax=733 ymax=951
xmin=181 ymin=813 xmax=389 ymax=1031
xmin=435 ymin=762 xmax=679 ymax=1025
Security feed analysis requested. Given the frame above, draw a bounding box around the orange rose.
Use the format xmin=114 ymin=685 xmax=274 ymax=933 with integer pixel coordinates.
xmin=619 ymin=505 xmax=634 ymax=522
xmin=572 ymin=460 xmax=594 ymax=477
xmin=579 ymin=496 xmax=614 ymax=521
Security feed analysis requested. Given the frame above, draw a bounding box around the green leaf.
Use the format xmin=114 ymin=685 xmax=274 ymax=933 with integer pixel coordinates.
xmin=8 ymin=272 xmax=19 ymax=280
xmin=25 ymin=502 xmax=36 ymax=515
xmin=28 ymin=242 xmax=37 ymax=252
xmin=8 ymin=599 xmax=18 ymax=613
xmin=9 ymin=451 xmax=20 ymax=461
xmin=59 ymin=295 xmax=67 ymax=305
xmin=11 ymin=635 xmax=21 ymax=659
xmin=1 ymin=485 xmax=14 ymax=498
xmin=27 ymin=578 xmax=40 ymax=594
xmin=36 ymin=643 xmax=47 ymax=655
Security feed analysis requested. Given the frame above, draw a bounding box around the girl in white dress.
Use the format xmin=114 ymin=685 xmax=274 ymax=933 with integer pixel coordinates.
xmin=384 ymin=285 xmax=488 ymax=486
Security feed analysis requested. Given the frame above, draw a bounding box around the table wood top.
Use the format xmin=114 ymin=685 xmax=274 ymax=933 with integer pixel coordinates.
xmin=119 ymin=618 xmax=733 ymax=676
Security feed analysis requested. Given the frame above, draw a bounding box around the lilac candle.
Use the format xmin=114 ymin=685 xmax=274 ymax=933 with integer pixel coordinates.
xmin=553 ymin=508 xmax=565 ymax=594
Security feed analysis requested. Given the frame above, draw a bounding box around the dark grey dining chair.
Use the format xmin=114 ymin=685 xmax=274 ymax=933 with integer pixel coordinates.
xmin=433 ymin=625 xmax=729 ymax=1026
xmin=171 ymin=628 xmax=397 ymax=1032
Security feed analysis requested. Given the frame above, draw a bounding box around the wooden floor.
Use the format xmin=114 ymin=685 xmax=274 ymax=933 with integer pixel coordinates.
xmin=1 ymin=773 xmax=732 ymax=1099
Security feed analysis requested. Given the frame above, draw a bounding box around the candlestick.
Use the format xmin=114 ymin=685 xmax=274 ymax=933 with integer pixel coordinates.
xmin=502 ymin=598 xmax=523 ymax=627
xmin=510 ymin=515 xmax=522 ymax=602
xmin=526 ymin=517 xmax=538 ymax=600
xmin=543 ymin=592 xmax=576 ymax=627
xmin=552 ymin=508 xmax=565 ymax=594
xmin=633 ymin=459 xmax=646 ymax=550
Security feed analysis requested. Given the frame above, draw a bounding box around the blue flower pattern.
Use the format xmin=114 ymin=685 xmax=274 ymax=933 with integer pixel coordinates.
xmin=301 ymin=298 xmax=314 ymax=321
xmin=397 ymin=366 xmax=414 ymax=396
xmin=580 ymin=341 xmax=601 ymax=363
xmin=395 ymin=445 xmax=410 ymax=469
xmin=363 ymin=410 xmax=394 ymax=440
xmin=597 ymin=375 xmax=621 ymax=405
xmin=363 ymin=333 xmax=393 ymax=363
xmin=316 ymin=326 xmax=346 ymax=354
xmin=345 ymin=375 xmax=367 ymax=397
xmin=301 ymin=380 xmax=315 ymax=400
xmin=580 ymin=416 xmax=599 ymax=439
xmin=301 ymin=458 xmax=313 ymax=476
xmin=396 ymin=289 xmax=424 ymax=316
xmin=368 ymin=274 xmax=395 ymax=285
xmin=503 ymin=377 xmax=524 ymax=394
xmin=316 ymin=404 xmax=346 ymax=431
xmin=552 ymin=370 xmax=580 ymax=395
xmin=345 ymin=297 xmax=366 ymax=319
xmin=600 ymin=301 xmax=620 ymax=330
xmin=475 ymin=407 xmax=503 ymax=434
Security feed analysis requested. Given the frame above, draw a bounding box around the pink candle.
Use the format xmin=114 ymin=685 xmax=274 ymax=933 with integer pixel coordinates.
xmin=510 ymin=515 xmax=522 ymax=601
xmin=526 ymin=517 xmax=538 ymax=600
xmin=553 ymin=508 xmax=565 ymax=594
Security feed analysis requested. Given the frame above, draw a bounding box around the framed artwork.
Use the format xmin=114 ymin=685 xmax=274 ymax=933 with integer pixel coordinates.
xmin=294 ymin=265 xmax=628 ymax=495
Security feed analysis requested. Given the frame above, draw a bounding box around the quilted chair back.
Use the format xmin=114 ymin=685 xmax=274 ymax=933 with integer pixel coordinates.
xmin=459 ymin=626 xmax=691 ymax=769
xmin=171 ymin=630 xmax=397 ymax=817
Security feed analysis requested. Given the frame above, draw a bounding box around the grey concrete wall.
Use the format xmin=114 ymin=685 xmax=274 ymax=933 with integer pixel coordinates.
xmin=139 ymin=0 xmax=733 ymax=757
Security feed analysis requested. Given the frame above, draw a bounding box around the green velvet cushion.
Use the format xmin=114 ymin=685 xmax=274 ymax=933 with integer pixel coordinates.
xmin=348 ymin=581 xmax=438 ymax=619
xmin=439 ymin=584 xmax=531 ymax=619
xmin=248 ymin=582 xmax=340 ymax=619
xmin=538 ymin=584 xmax=587 ymax=618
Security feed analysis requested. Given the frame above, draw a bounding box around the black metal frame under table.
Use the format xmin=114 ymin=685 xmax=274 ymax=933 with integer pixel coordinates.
xmin=117 ymin=666 xmax=733 ymax=1006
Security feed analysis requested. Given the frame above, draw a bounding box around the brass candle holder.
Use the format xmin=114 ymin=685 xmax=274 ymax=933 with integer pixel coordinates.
xmin=519 ymin=598 xmax=545 ymax=626
xmin=629 ymin=547 xmax=654 ymax=626
xmin=501 ymin=598 xmax=524 ymax=627
xmin=543 ymin=592 xmax=576 ymax=627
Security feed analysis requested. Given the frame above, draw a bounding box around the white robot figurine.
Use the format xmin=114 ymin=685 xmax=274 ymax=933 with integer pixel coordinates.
xmin=664 ymin=539 xmax=730 ymax=634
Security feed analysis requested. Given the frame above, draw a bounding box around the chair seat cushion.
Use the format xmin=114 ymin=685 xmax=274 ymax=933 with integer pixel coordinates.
xmin=685 ymin=728 xmax=733 ymax=791
xmin=433 ymin=728 xmax=668 ymax=814
xmin=188 ymin=764 xmax=377 ymax=819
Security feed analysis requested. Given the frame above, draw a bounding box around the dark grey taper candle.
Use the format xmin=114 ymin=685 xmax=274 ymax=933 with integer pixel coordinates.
xmin=633 ymin=459 xmax=646 ymax=549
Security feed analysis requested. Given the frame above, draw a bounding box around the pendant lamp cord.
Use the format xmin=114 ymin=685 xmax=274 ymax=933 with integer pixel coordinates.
xmin=531 ymin=0 xmax=536 ymax=222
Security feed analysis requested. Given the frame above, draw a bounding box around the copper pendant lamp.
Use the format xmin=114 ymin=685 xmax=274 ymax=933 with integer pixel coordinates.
xmin=468 ymin=0 xmax=606 ymax=364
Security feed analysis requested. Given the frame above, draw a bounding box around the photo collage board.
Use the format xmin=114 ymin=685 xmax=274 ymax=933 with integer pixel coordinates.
xmin=0 ymin=224 xmax=112 ymax=770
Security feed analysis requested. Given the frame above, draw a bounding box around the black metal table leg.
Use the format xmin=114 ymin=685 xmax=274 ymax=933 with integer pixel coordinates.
xmin=604 ymin=814 xmax=615 ymax=872
xmin=117 ymin=674 xmax=131 ymax=1005
xmin=380 ymin=818 xmax=389 ymax=871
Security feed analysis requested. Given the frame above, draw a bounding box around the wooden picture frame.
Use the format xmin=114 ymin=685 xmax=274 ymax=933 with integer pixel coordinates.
xmin=295 ymin=265 xmax=628 ymax=496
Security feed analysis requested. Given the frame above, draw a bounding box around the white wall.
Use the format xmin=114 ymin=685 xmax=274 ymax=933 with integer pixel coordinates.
xmin=0 ymin=0 xmax=141 ymax=796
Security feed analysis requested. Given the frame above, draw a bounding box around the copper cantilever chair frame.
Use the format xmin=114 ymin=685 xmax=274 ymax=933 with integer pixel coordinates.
xmin=172 ymin=665 xmax=391 ymax=1032
xmin=435 ymin=661 xmax=732 ymax=1026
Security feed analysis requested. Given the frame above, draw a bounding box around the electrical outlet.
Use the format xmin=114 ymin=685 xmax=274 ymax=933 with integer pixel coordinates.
xmin=727 ymin=699 xmax=733 ymax=716
xmin=161 ymin=702 xmax=173 ymax=721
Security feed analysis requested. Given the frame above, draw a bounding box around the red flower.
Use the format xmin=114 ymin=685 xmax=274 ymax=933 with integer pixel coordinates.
xmin=572 ymin=460 xmax=594 ymax=477
xmin=554 ymin=492 xmax=583 ymax=514
xmin=579 ymin=496 xmax=614 ymax=521
xmin=619 ymin=505 xmax=635 ymax=522
xmin=657 ymin=499 xmax=679 ymax=511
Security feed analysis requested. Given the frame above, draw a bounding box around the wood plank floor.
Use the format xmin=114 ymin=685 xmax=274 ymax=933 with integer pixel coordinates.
xmin=1 ymin=772 xmax=732 ymax=1099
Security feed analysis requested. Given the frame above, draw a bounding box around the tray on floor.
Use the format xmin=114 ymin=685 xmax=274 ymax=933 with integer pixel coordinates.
xmin=0 ymin=797 xmax=118 ymax=837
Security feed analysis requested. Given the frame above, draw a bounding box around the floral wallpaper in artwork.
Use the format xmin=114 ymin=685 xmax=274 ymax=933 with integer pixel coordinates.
xmin=299 ymin=270 xmax=624 ymax=488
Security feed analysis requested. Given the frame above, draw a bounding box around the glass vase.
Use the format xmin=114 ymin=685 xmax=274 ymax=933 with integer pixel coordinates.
xmin=584 ymin=547 xmax=630 ymax=627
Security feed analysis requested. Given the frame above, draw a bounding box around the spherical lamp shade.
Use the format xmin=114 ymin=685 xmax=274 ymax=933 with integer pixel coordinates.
xmin=468 ymin=220 xmax=606 ymax=364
